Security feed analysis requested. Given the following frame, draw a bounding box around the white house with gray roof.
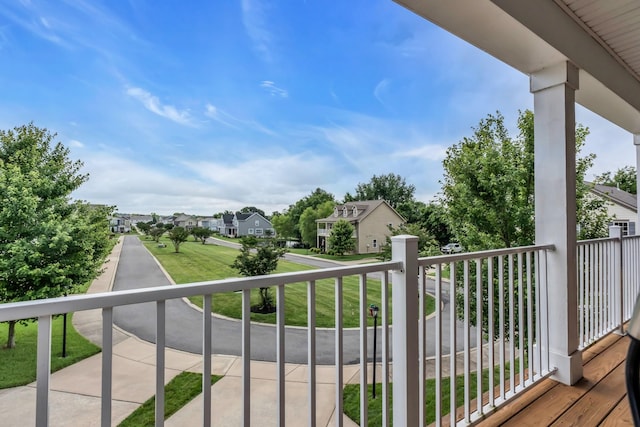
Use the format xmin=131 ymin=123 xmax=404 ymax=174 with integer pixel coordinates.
xmin=589 ymin=182 xmax=637 ymax=235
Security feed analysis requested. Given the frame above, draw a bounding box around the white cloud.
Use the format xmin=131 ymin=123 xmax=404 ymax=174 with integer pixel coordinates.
xmin=241 ymin=0 xmax=275 ymax=62
xmin=126 ymin=87 xmax=194 ymax=126
xmin=373 ymin=78 xmax=390 ymax=106
xmin=394 ymin=145 xmax=448 ymax=162
xmin=68 ymin=139 xmax=84 ymax=148
xmin=260 ymin=80 xmax=288 ymax=98
xmin=204 ymin=103 xmax=275 ymax=135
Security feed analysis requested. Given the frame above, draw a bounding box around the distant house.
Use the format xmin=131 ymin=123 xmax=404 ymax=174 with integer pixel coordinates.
xmin=316 ymin=200 xmax=405 ymax=254
xmin=173 ymin=214 xmax=198 ymax=230
xmin=218 ymin=212 xmax=275 ymax=237
xmin=129 ymin=214 xmax=152 ymax=226
xmin=589 ymin=183 xmax=637 ymax=235
xmin=198 ymin=217 xmax=222 ymax=231
xmin=110 ymin=213 xmax=131 ymax=233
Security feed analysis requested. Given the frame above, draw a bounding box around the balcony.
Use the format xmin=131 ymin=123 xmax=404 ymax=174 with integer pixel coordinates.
xmin=0 ymin=230 xmax=638 ymax=426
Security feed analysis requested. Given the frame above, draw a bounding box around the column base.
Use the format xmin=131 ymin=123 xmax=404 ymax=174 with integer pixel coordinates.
xmin=550 ymin=349 xmax=583 ymax=385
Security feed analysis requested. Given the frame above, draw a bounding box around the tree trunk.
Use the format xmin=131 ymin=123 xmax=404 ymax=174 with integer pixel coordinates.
xmin=6 ymin=320 xmax=16 ymax=349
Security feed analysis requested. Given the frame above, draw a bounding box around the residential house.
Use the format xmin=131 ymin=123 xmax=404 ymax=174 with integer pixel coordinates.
xmin=589 ymin=182 xmax=637 ymax=235
xmin=219 ymin=213 xmax=236 ymax=237
xmin=316 ymin=200 xmax=404 ymax=254
xmin=234 ymin=211 xmax=275 ymax=237
xmin=109 ymin=213 xmax=130 ymax=233
xmin=128 ymin=214 xmax=153 ymax=227
xmin=173 ymin=214 xmax=198 ymax=230
xmin=198 ymin=217 xmax=222 ymax=231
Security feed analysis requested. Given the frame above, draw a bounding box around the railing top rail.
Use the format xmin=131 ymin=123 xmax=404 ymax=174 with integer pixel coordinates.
xmin=417 ymin=243 xmax=555 ymax=266
xmin=0 ymin=260 xmax=402 ymax=322
xmin=577 ymin=236 xmax=619 ymax=246
xmin=623 ymin=234 xmax=640 ymax=241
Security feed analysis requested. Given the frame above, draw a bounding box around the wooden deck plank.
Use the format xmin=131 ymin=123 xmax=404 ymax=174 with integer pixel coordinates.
xmin=600 ymin=396 xmax=634 ymax=426
xmin=551 ymin=363 xmax=626 ymax=426
xmin=499 ymin=336 xmax=630 ymax=426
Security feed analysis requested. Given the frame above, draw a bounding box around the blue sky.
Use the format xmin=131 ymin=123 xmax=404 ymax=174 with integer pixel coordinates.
xmin=0 ymin=0 xmax=633 ymax=215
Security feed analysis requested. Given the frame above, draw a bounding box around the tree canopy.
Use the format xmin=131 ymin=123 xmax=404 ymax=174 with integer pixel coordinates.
xmin=441 ymin=110 xmax=609 ymax=251
xmin=274 ymin=188 xmax=335 ymax=241
xmin=595 ymin=165 xmax=637 ymax=195
xmin=168 ymin=226 xmax=190 ymax=252
xmin=0 ymin=124 xmax=113 ymax=348
xmin=344 ymin=173 xmax=415 ymax=208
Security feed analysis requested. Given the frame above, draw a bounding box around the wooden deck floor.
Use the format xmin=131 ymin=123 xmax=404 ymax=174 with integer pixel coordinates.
xmin=476 ymin=331 xmax=634 ymax=426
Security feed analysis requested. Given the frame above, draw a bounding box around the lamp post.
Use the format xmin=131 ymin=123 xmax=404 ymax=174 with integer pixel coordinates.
xmin=369 ymin=304 xmax=379 ymax=398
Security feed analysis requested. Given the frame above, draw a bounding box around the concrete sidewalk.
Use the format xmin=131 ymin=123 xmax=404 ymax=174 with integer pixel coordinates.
xmin=0 ymin=237 xmax=360 ymax=426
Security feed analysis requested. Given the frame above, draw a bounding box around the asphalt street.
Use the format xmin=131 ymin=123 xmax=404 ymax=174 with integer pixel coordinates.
xmin=112 ymin=235 xmax=477 ymax=364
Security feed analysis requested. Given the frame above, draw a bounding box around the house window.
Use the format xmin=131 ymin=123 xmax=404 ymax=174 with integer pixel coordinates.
xmin=343 ymin=207 xmax=348 ymax=217
xmin=255 ymin=220 xmax=260 ymax=226
xmin=352 ymin=207 xmax=358 ymax=216
xmin=248 ymin=228 xmax=254 ymax=234
xmin=612 ymin=220 xmax=630 ymax=236
xmin=255 ymin=228 xmax=263 ymax=235
xmin=334 ymin=208 xmax=338 ymax=217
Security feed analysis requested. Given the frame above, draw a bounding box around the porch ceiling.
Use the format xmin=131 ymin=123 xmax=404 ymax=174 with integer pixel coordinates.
xmin=394 ymin=0 xmax=640 ymax=134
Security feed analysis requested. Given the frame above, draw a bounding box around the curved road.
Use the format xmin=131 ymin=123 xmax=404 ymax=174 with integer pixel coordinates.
xmin=112 ymin=235 xmax=476 ymax=364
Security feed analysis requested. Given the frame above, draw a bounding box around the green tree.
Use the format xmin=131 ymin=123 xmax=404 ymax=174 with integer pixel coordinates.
xmin=595 ymin=165 xmax=637 ymax=195
xmin=232 ymin=236 xmax=285 ymax=313
xmin=150 ymin=226 xmax=165 ymax=242
xmin=299 ymin=200 xmax=334 ymax=248
xmin=240 ymin=206 xmax=266 ymax=217
xmin=442 ymin=110 xmax=610 ymax=339
xmin=378 ymin=223 xmax=440 ymax=261
xmin=286 ymin=188 xmax=335 ymax=240
xmin=168 ymin=226 xmax=190 ymax=253
xmin=0 ymin=124 xmax=113 ymax=348
xmin=271 ymin=213 xmax=297 ymax=242
xmin=327 ymin=219 xmax=355 ymax=256
xmin=344 ymin=173 xmax=415 ymax=208
xmin=191 ymin=227 xmax=213 ymax=244
xmin=441 ymin=110 xmax=609 ymax=251
xmin=137 ymin=222 xmax=151 ymax=235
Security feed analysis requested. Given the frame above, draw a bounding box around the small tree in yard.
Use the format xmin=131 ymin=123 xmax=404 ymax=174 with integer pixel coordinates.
xmin=191 ymin=226 xmax=213 ymax=244
xmin=168 ymin=226 xmax=190 ymax=253
xmin=149 ymin=226 xmax=165 ymax=242
xmin=328 ymin=219 xmax=355 ymax=256
xmin=232 ymin=236 xmax=285 ymax=313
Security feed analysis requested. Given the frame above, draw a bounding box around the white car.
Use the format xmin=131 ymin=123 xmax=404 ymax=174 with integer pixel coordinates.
xmin=441 ymin=242 xmax=463 ymax=254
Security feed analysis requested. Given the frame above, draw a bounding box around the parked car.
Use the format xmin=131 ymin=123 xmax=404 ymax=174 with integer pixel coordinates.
xmin=441 ymin=242 xmax=463 ymax=254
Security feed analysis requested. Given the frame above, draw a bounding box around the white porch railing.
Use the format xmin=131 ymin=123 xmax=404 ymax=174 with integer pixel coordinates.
xmin=577 ymin=230 xmax=640 ymax=350
xmin=408 ymin=242 xmax=555 ymax=426
xmin=6 ymin=233 xmax=639 ymax=426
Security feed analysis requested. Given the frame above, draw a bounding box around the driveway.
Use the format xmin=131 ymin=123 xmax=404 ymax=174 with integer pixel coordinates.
xmin=112 ymin=235 xmax=476 ymax=364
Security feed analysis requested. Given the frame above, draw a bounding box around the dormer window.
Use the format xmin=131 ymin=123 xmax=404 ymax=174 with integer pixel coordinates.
xmin=334 ymin=208 xmax=338 ymax=217
xmin=352 ymin=207 xmax=358 ymax=217
xmin=342 ymin=207 xmax=348 ymax=217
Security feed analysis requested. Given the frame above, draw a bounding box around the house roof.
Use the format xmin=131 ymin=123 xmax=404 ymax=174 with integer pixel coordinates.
xmin=589 ymin=182 xmax=637 ymax=212
xmin=317 ymin=200 xmax=404 ymax=223
xmin=235 ymin=212 xmax=253 ymax=221
xmin=222 ymin=214 xmax=234 ymax=225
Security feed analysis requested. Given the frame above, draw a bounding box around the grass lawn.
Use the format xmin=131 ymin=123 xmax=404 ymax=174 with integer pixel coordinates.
xmin=142 ymin=237 xmax=436 ymax=328
xmin=0 ymin=315 xmax=101 ymax=389
xmin=118 ymin=372 xmax=222 ymax=427
xmin=343 ymin=363 xmax=513 ymax=426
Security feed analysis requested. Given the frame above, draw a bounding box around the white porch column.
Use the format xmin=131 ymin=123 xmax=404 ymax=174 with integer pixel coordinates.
xmin=530 ymin=61 xmax=583 ymax=385
xmin=635 ymin=134 xmax=640 ymax=233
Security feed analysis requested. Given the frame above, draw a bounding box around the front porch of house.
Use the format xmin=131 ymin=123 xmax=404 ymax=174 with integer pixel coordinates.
xmin=0 ymin=230 xmax=639 ymax=426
